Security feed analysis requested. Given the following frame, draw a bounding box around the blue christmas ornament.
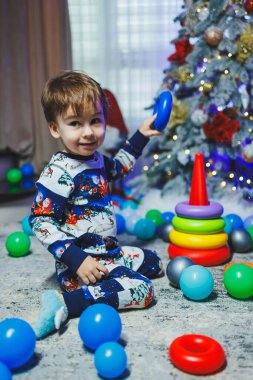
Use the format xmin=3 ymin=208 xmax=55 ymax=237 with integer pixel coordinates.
xmin=21 ymin=215 xmax=34 ymax=236
xmin=179 ymin=265 xmax=214 ymax=301
xmin=78 ymin=304 xmax=122 ymax=351
xmin=94 ymin=342 xmax=127 ymax=379
xmin=0 ymin=318 xmax=36 ymax=369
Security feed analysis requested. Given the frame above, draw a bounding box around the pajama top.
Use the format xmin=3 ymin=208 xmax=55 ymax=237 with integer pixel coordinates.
xmin=29 ymin=130 xmax=149 ymax=274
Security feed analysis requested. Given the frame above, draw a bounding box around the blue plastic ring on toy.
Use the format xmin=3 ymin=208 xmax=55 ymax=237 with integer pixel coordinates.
xmin=153 ymin=90 xmax=173 ymax=131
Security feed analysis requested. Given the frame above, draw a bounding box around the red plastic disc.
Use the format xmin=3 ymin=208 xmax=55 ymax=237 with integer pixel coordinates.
xmin=169 ymin=334 xmax=226 ymax=375
xmin=168 ymin=244 xmax=230 ymax=266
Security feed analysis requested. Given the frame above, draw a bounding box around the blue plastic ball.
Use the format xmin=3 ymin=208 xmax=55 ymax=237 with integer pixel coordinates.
xmin=179 ymin=265 xmax=214 ymax=301
xmin=244 ymin=215 xmax=253 ymax=229
xmin=94 ymin=342 xmax=127 ymax=379
xmin=78 ymin=304 xmax=122 ymax=350
xmin=0 ymin=318 xmax=36 ymax=369
xmin=122 ymin=200 xmax=138 ymax=210
xmin=21 ymin=178 xmax=35 ymax=190
xmin=20 ymin=163 xmax=34 ymax=177
xmin=111 ymin=195 xmax=125 ymax=208
xmin=162 ymin=211 xmax=175 ymax=223
xmin=21 ymin=215 xmax=34 ymax=236
xmin=0 ymin=362 xmax=12 ymax=380
xmin=134 ymin=218 xmax=156 ymax=240
xmin=115 ymin=214 xmax=126 ymax=234
xmin=223 ymin=217 xmax=232 ymax=235
xmin=224 ymin=214 xmax=244 ymax=231
xmin=125 ymin=212 xmax=141 ymax=234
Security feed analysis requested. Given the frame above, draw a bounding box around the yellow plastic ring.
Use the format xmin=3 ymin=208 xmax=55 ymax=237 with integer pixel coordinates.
xmin=169 ymin=229 xmax=228 ymax=249
xmin=172 ymin=216 xmax=225 ymax=234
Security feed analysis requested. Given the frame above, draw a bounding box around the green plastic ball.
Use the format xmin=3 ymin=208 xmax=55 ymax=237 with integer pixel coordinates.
xmin=246 ymin=226 xmax=253 ymax=249
xmin=5 ymin=232 xmax=31 ymax=257
xmin=6 ymin=168 xmax=22 ymax=184
xmin=224 ymin=264 xmax=253 ymax=299
xmin=145 ymin=209 xmax=164 ymax=228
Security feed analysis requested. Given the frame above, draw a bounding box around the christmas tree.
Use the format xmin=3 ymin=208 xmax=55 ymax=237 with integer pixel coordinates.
xmin=133 ymin=0 xmax=253 ymax=201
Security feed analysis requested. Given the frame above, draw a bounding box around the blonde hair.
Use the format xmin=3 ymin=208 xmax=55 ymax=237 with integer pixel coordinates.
xmin=41 ymin=71 xmax=108 ymax=123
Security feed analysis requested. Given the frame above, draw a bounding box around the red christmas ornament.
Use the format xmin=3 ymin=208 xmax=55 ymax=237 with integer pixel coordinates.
xmin=244 ymin=0 xmax=253 ymax=13
xmin=168 ymin=36 xmax=193 ymax=65
xmin=203 ymin=112 xmax=240 ymax=144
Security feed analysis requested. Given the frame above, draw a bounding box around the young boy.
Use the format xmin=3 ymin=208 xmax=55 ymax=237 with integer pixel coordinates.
xmin=30 ymin=71 xmax=163 ymax=339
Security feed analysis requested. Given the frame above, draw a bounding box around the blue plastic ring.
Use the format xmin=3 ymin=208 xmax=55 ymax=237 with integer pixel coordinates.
xmin=153 ymin=90 xmax=173 ymax=131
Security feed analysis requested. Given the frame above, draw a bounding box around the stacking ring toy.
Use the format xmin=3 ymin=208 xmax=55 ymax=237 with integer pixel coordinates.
xmin=224 ymin=261 xmax=253 ymax=272
xmin=153 ymin=90 xmax=173 ymax=131
xmin=172 ymin=216 xmax=225 ymax=234
xmin=169 ymin=334 xmax=226 ymax=375
xmin=168 ymin=244 xmax=230 ymax=266
xmin=170 ymin=230 xmax=228 ymax=249
xmin=175 ymin=201 xmax=223 ymax=219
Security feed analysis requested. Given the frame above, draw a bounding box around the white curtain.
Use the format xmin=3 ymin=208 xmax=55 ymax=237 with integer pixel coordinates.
xmin=68 ymin=0 xmax=182 ymax=133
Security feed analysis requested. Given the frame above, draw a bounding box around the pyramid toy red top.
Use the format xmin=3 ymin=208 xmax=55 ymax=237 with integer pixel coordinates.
xmin=189 ymin=153 xmax=209 ymax=206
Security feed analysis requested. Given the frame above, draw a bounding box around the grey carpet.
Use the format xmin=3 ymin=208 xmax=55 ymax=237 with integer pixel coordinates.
xmin=0 ymin=220 xmax=252 ymax=380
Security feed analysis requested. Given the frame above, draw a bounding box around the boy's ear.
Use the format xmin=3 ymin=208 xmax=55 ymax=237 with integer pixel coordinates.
xmin=48 ymin=122 xmax=60 ymax=139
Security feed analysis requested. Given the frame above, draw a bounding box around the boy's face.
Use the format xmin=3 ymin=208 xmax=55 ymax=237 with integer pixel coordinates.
xmin=49 ymin=104 xmax=106 ymax=156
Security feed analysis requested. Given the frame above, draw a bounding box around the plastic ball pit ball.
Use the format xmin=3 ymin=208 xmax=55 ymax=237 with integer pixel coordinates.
xmin=5 ymin=232 xmax=31 ymax=257
xmin=145 ymin=209 xmax=164 ymax=228
xmin=162 ymin=211 xmax=175 ymax=223
xmin=125 ymin=212 xmax=141 ymax=235
xmin=21 ymin=215 xmax=34 ymax=236
xmin=0 ymin=318 xmax=36 ymax=369
xmin=224 ymin=262 xmax=253 ymax=271
xmin=244 ymin=214 xmax=253 ymax=229
xmin=153 ymin=90 xmax=173 ymax=131
xmin=169 ymin=334 xmax=226 ymax=375
xmin=0 ymin=362 xmax=12 ymax=380
xmin=78 ymin=304 xmax=122 ymax=350
xmin=157 ymin=222 xmax=173 ymax=242
xmin=179 ymin=265 xmax=214 ymax=301
xmin=6 ymin=168 xmax=22 ymax=184
xmin=246 ymin=226 xmax=253 ymax=248
xmin=224 ymin=214 xmax=244 ymax=230
xmin=20 ymin=163 xmax=34 ymax=177
xmin=94 ymin=342 xmax=127 ymax=379
xmin=228 ymin=229 xmax=252 ymax=253
xmin=134 ymin=218 xmax=156 ymax=240
xmin=224 ymin=264 xmax=253 ymax=299
xmin=166 ymin=256 xmax=195 ymax=288
xmin=115 ymin=214 xmax=125 ymax=234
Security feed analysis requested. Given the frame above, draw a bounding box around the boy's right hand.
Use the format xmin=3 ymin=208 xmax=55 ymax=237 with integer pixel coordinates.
xmin=76 ymin=256 xmax=109 ymax=285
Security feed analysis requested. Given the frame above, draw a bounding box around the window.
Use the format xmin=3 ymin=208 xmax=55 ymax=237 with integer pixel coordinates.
xmin=68 ymin=0 xmax=182 ymax=133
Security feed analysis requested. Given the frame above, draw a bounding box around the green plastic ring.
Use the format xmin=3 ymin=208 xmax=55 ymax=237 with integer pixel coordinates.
xmin=172 ymin=216 xmax=225 ymax=234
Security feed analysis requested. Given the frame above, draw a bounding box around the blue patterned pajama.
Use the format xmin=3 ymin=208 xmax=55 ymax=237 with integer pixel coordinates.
xmin=60 ymin=246 xmax=163 ymax=317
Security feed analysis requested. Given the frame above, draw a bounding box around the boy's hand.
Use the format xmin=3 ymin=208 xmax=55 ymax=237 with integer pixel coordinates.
xmin=76 ymin=256 xmax=109 ymax=285
xmin=139 ymin=113 xmax=162 ymax=137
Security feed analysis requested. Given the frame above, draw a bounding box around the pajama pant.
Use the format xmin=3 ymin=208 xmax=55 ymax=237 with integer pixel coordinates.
xmin=55 ymin=246 xmax=163 ymax=318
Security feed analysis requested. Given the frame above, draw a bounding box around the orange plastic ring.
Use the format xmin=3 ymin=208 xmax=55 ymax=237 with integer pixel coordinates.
xmin=168 ymin=244 xmax=230 ymax=266
xmin=169 ymin=334 xmax=226 ymax=375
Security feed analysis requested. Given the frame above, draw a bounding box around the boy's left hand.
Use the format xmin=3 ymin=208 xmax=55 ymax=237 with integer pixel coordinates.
xmin=139 ymin=114 xmax=162 ymax=137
